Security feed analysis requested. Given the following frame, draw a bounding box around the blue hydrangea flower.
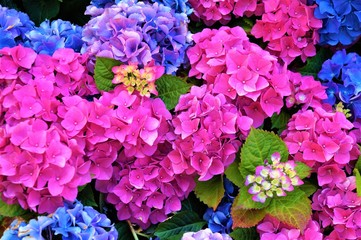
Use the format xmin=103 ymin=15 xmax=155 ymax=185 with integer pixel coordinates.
xmin=91 ymin=0 xmax=114 ymax=8
xmin=150 ymin=0 xmax=192 ymax=15
xmin=0 ymin=219 xmax=27 ymax=240
xmin=24 ymin=19 xmax=83 ymax=55
xmin=203 ymin=178 xmax=237 ymax=234
xmin=0 ymin=5 xmax=35 ymax=49
xmin=318 ymin=50 xmax=361 ymax=120
xmin=314 ymin=0 xmax=361 ymax=46
xmin=1 ymin=201 xmax=118 ymax=240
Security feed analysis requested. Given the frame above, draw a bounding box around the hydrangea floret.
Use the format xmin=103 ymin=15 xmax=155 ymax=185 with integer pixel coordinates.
xmin=112 ymin=61 xmax=164 ymax=97
xmin=203 ymin=178 xmax=237 ymax=234
xmin=82 ymin=0 xmax=192 ymax=74
xmin=0 ymin=5 xmax=35 ymax=49
xmin=0 ymin=46 xmax=98 ymax=213
xmin=1 ymin=201 xmax=118 ymax=240
xmin=251 ymin=0 xmax=322 ymax=64
xmin=170 ymin=84 xmax=249 ymax=181
xmin=312 ymin=175 xmax=361 ymax=239
xmin=181 ymin=228 xmax=232 ymax=240
xmin=245 ymin=152 xmax=303 ymax=203
xmin=282 ymin=107 xmax=360 ymax=171
xmin=257 ymin=216 xmax=323 ymax=240
xmin=92 ymin=85 xmax=195 ymax=228
xmin=188 ymin=0 xmax=264 ymax=26
xmin=24 ymin=19 xmax=84 ymax=55
xmin=318 ymin=50 xmax=361 ymax=120
xmin=314 ymin=0 xmax=361 ymax=46
xmin=187 ymin=26 xmax=326 ymax=129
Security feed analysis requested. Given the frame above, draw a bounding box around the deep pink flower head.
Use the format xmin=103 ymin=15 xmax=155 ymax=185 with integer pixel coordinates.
xmin=257 ymin=215 xmax=323 ymax=240
xmin=312 ymin=175 xmax=361 ymax=239
xmin=251 ymin=0 xmax=322 ymax=64
xmin=189 ymin=0 xmax=264 ymax=26
xmin=171 ymin=84 xmax=246 ymax=180
xmin=282 ymin=107 xmax=359 ymax=171
xmin=0 ymin=45 xmax=97 ymax=213
xmin=187 ymin=26 xmax=326 ymax=129
xmin=83 ymin=85 xmax=196 ymax=228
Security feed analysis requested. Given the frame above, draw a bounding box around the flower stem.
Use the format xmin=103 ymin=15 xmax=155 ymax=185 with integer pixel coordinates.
xmin=127 ymin=220 xmax=139 ymax=240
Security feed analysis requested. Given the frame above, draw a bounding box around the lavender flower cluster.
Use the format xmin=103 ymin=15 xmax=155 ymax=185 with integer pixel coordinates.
xmin=82 ymin=0 xmax=192 ymax=74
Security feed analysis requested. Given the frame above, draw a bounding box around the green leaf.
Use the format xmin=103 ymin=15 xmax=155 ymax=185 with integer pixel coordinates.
xmin=194 ymin=175 xmax=224 ymax=210
xmin=294 ymin=161 xmax=312 ymax=179
xmin=225 ymin=151 xmax=244 ymax=188
xmin=239 ymin=128 xmax=289 ymax=178
xmin=233 ymin=186 xmax=270 ymax=210
xmin=299 ymin=181 xmax=317 ymax=197
xmin=22 ymin=0 xmax=60 ymax=25
xmin=266 ymin=189 xmax=312 ymax=231
xmin=354 ymin=168 xmax=361 ymax=197
xmin=229 ymin=227 xmax=259 ymax=240
xmin=298 ymin=48 xmax=332 ymax=78
xmin=0 ymin=198 xmax=27 ymax=217
xmin=231 ymin=206 xmax=266 ymax=228
xmin=77 ymin=184 xmax=98 ymax=207
xmin=156 ymin=75 xmax=191 ymax=110
xmin=94 ymin=57 xmax=121 ymax=91
xmin=154 ymin=211 xmax=206 ymax=240
xmin=115 ymin=221 xmax=134 ymax=240
xmin=271 ymin=111 xmax=291 ymax=133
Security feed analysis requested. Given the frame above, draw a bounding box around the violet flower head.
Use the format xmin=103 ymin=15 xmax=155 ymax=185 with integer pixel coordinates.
xmin=24 ymin=19 xmax=84 ymax=55
xmin=181 ymin=228 xmax=232 ymax=240
xmin=82 ymin=0 xmax=192 ymax=74
xmin=0 ymin=5 xmax=35 ymax=48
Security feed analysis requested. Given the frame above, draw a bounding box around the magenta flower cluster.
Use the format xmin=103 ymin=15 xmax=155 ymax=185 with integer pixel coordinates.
xmin=245 ymin=152 xmax=303 ymax=203
xmin=282 ymin=107 xmax=359 ymax=171
xmin=187 ymin=26 xmax=325 ymax=129
xmin=188 ymin=0 xmax=263 ymax=26
xmin=91 ymin=85 xmax=195 ymax=228
xmin=82 ymin=0 xmax=192 ymax=74
xmin=170 ymin=84 xmax=248 ymax=181
xmin=251 ymin=0 xmax=322 ymax=64
xmin=0 ymin=46 xmax=98 ymax=214
xmin=0 ymin=45 xmax=196 ymax=227
xmin=312 ymin=175 xmax=361 ymax=239
xmin=257 ymin=216 xmax=323 ymax=240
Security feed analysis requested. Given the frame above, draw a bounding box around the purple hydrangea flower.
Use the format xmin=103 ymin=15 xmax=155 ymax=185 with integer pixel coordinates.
xmin=82 ymin=0 xmax=192 ymax=74
xmin=181 ymin=228 xmax=232 ymax=240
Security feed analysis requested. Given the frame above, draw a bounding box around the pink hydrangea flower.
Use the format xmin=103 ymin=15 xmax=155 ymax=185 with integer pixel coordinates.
xmin=282 ymin=107 xmax=360 ymax=171
xmin=187 ymin=26 xmax=326 ymax=129
xmin=189 ymin=0 xmax=264 ymax=26
xmin=257 ymin=216 xmax=323 ymax=240
xmin=251 ymin=0 xmax=322 ymax=64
